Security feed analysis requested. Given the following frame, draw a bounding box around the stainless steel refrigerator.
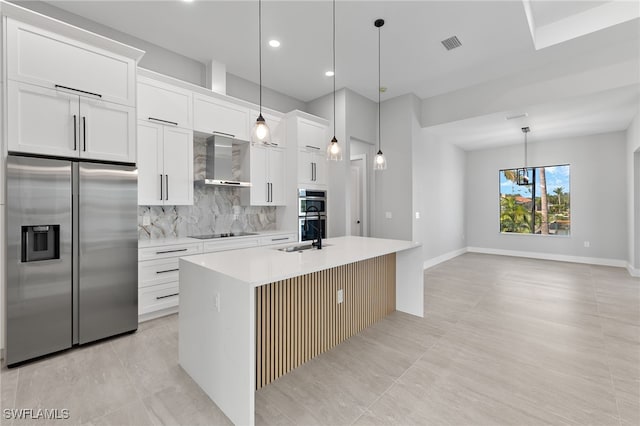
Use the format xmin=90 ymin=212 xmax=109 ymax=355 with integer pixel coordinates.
xmin=6 ymin=155 xmax=138 ymax=366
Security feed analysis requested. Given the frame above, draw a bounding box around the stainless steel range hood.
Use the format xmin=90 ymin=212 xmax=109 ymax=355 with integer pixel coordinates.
xmin=204 ymin=134 xmax=251 ymax=187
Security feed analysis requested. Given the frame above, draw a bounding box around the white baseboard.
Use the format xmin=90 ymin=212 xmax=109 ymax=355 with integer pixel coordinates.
xmin=423 ymin=247 xmax=468 ymax=270
xmin=467 ymin=246 xmax=628 ymax=268
xmin=627 ymin=263 xmax=640 ymax=277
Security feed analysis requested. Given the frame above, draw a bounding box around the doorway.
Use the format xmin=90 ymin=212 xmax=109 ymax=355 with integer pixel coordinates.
xmin=350 ymin=155 xmax=367 ymax=236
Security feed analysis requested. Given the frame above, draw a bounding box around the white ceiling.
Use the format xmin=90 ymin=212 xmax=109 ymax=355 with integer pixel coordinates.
xmin=424 ymin=85 xmax=640 ymax=150
xmin=41 ymin=0 xmax=640 ymax=104
xmin=529 ymin=0 xmax=611 ymax=27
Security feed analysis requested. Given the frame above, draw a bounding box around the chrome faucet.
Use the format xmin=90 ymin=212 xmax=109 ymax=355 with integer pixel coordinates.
xmin=304 ymin=205 xmax=322 ymax=250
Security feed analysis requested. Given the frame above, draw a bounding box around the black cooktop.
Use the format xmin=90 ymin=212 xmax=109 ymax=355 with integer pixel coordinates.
xmin=189 ymin=232 xmax=258 ymax=240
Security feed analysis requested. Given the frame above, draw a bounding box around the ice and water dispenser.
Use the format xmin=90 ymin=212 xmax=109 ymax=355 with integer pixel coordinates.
xmin=21 ymin=225 xmax=60 ymax=262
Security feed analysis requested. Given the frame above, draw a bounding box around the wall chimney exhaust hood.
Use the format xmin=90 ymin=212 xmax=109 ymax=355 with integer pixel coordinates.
xmin=204 ymin=134 xmax=251 ymax=187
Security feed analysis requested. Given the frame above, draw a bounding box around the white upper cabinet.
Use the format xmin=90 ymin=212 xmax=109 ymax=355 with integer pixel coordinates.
xmin=241 ymin=145 xmax=286 ymax=206
xmin=138 ymin=77 xmax=193 ymax=129
xmin=7 ymin=81 xmax=136 ymax=162
xmin=297 ymin=117 xmax=327 ymax=150
xmin=137 ymin=121 xmax=193 ymax=206
xmin=194 ymin=94 xmax=250 ymax=141
xmin=6 ymin=18 xmax=136 ymax=107
xmin=298 ymin=149 xmax=327 ymax=186
xmin=8 ymin=82 xmax=78 ymax=158
xmin=79 ymin=98 xmax=136 ymax=163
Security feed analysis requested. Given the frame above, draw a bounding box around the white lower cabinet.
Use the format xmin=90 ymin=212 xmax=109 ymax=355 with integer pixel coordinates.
xmin=138 ymin=242 xmax=203 ymax=316
xmin=137 ymin=234 xmax=297 ymax=318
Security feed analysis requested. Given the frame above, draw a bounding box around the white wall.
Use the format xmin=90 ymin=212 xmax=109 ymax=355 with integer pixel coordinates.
xmin=466 ymin=132 xmax=629 ymax=263
xmin=372 ymin=94 xmax=416 ymax=241
xmin=415 ymin=130 xmax=467 ymax=262
xmin=626 ymin=110 xmax=640 ymax=271
xmin=226 ymin=73 xmax=307 ymax=114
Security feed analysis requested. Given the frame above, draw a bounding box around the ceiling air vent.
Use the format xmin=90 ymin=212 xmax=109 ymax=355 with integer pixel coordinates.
xmin=441 ymin=35 xmax=462 ymax=51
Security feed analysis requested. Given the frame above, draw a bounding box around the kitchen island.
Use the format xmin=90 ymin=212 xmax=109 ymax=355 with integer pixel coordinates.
xmin=178 ymin=236 xmax=423 ymax=425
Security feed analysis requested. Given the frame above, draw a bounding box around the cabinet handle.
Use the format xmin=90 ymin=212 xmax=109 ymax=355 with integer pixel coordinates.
xmin=160 ymin=174 xmax=163 ymax=201
xmin=165 ymin=175 xmax=169 ymax=200
xmin=272 ymin=237 xmax=288 ymax=241
xmin=73 ymin=115 xmax=77 ymax=151
xmin=155 ymin=248 xmax=188 ymax=254
xmin=156 ymin=268 xmax=179 ymax=274
xmin=269 ymin=183 xmax=273 ymax=202
xmin=212 ymin=131 xmax=235 ymax=138
xmin=305 ymin=145 xmax=321 ymax=150
xmin=266 ymin=182 xmax=270 ymax=202
xmin=310 ymin=163 xmax=314 ymax=181
xmin=55 ymin=84 xmax=102 ymax=98
xmin=156 ymin=292 xmax=179 ymax=300
xmin=82 ymin=116 xmax=87 ymax=152
xmin=148 ymin=117 xmax=178 ymax=126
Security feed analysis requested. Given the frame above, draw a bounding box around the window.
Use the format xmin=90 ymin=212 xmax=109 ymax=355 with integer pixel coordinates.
xmin=499 ymin=165 xmax=570 ymax=235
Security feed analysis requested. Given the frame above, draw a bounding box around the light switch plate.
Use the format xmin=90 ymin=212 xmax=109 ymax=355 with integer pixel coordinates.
xmin=385 ymin=212 xmax=392 ymax=219
xmin=142 ymin=214 xmax=151 ymax=226
xmin=415 ymin=212 xmax=420 ymax=219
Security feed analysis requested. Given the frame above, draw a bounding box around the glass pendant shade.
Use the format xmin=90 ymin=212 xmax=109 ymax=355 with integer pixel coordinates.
xmin=252 ymin=113 xmax=270 ymax=144
xmin=327 ymin=136 xmax=342 ymax=161
xmin=373 ymin=150 xmax=387 ymax=170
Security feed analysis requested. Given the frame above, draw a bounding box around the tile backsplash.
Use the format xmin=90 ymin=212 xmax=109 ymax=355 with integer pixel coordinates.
xmin=138 ymin=135 xmax=277 ymax=240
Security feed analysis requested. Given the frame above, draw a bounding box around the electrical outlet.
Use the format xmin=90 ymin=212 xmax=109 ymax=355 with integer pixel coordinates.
xmin=337 ymin=289 xmax=344 ymax=304
xmin=584 ymin=241 xmax=590 ymax=248
xmin=214 ymin=293 xmax=221 ymax=312
xmin=142 ymin=214 xmax=151 ymax=226
xmin=385 ymin=212 xmax=392 ymax=219
xmin=415 ymin=212 xmax=420 ymax=219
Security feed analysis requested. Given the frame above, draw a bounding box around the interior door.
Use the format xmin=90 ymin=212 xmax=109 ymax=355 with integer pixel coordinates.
xmin=78 ymin=162 xmax=138 ymax=344
xmin=80 ymin=98 xmax=135 ymax=163
xmin=162 ymin=127 xmax=193 ymax=205
xmin=7 ymin=81 xmax=79 ymax=158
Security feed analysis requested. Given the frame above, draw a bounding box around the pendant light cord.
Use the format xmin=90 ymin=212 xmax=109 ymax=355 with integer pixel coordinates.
xmin=332 ymin=0 xmax=336 ymax=139
xmin=259 ymin=0 xmax=263 ymax=115
xmin=378 ymin=23 xmax=381 ymax=152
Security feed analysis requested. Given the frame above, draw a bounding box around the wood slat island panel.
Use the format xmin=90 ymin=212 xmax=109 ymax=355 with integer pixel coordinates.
xmin=255 ymin=253 xmax=396 ymax=389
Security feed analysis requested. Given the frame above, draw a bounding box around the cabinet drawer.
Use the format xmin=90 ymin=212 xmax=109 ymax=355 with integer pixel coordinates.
xmin=259 ymin=234 xmax=297 ymax=246
xmin=139 ymin=282 xmax=179 ymax=315
xmin=138 ymin=77 xmax=193 ymax=129
xmin=6 ymin=18 xmax=135 ymax=106
xmin=138 ymin=242 xmax=202 ymax=261
xmin=203 ymin=238 xmax=259 ymax=253
xmin=139 ymin=258 xmax=180 ymax=288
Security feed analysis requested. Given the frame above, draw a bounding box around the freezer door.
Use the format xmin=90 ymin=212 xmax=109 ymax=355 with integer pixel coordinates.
xmin=78 ymin=162 xmax=138 ymax=344
xmin=6 ymin=156 xmax=73 ymax=365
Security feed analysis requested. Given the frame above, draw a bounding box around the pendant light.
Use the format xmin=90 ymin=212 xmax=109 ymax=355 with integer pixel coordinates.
xmin=326 ymin=0 xmax=342 ymax=161
xmin=252 ymin=0 xmax=270 ymax=144
xmin=373 ymin=19 xmax=387 ymax=171
xmin=517 ymin=127 xmax=531 ymax=185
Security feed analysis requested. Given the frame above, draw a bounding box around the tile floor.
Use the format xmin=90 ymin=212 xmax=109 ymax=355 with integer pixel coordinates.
xmin=1 ymin=253 xmax=638 ymax=425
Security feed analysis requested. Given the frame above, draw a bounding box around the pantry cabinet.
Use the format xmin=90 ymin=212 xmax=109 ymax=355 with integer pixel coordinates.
xmin=137 ymin=121 xmax=193 ymax=206
xmin=286 ymin=112 xmax=329 ymax=188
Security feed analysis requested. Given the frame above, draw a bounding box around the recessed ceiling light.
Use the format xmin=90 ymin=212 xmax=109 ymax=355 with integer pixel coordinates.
xmin=268 ymin=40 xmax=280 ymax=48
xmin=183 ymin=0 xmax=194 ymax=3
xmin=325 ymin=71 xmax=335 ymax=77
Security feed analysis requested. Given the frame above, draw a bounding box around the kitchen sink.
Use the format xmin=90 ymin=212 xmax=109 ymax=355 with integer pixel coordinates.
xmin=277 ymin=243 xmax=331 ymax=252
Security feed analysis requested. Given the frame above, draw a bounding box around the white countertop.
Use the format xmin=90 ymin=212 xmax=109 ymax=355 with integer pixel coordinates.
xmin=138 ymin=230 xmax=297 ymax=249
xmin=181 ymin=236 xmax=421 ymax=287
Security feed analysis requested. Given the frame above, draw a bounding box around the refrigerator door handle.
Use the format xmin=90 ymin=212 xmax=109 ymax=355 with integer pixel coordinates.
xmin=73 ymin=115 xmax=77 ymax=151
xmin=82 ymin=116 xmax=87 ymax=152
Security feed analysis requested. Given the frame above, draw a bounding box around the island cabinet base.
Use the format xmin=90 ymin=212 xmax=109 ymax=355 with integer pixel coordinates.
xmin=255 ymin=254 xmax=396 ymax=389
